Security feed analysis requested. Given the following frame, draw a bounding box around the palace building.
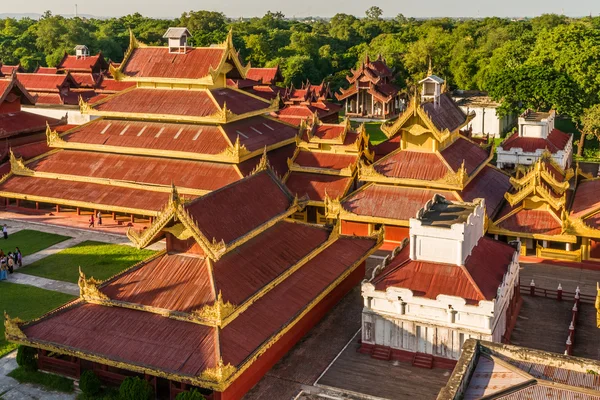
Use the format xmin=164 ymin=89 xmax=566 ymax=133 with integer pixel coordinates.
xmin=0 ymin=29 xmax=300 ymax=224
xmin=273 ymin=81 xmax=341 ymax=126
xmin=283 ymin=116 xmax=371 ymax=223
xmin=335 ymin=54 xmax=402 ymax=120
xmin=360 ymin=196 xmax=521 ymax=368
xmin=5 ymin=163 xmax=382 ymax=400
xmin=496 ymin=110 xmax=573 ymax=170
xmin=326 ymin=73 xmax=512 ymax=248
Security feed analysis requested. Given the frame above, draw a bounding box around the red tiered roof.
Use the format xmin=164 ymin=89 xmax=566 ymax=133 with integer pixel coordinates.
xmin=220 ymin=116 xmax=298 ymax=152
xmin=373 ymin=237 xmax=516 ymax=304
xmin=237 ymin=143 xmax=296 ymax=177
xmin=27 ymin=150 xmax=241 ymax=192
xmin=420 ymin=93 xmax=468 ymax=133
xmin=246 ymin=67 xmax=282 ymax=85
xmin=57 ymin=54 xmax=107 ymax=72
xmin=500 ymin=129 xmax=571 ymax=153
xmin=122 ymin=47 xmax=225 ymax=79
xmin=70 ymin=72 xmax=99 ymax=88
xmin=341 ymin=184 xmax=458 ymax=222
xmin=285 ymin=173 xmax=352 ymax=201
xmin=294 ymin=151 xmax=357 ymax=170
xmin=374 ymin=150 xmax=450 ymax=181
xmin=35 ymin=67 xmax=58 ymax=74
xmin=184 ymin=171 xmax=292 ymax=244
xmin=570 ymin=179 xmax=600 ymax=218
xmin=462 ymin=165 xmax=511 ymax=218
xmin=0 ymin=175 xmax=171 ymax=213
xmin=95 ymin=79 xmax=135 ymax=93
xmin=16 ymin=73 xmax=70 ymax=92
xmin=440 ymin=137 xmax=489 ymax=175
xmin=0 ymin=112 xmax=61 ymax=138
xmin=497 ymin=207 xmax=563 ymax=235
xmin=312 ymin=124 xmax=346 ymax=141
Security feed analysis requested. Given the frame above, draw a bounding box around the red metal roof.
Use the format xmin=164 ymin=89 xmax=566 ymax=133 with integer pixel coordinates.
xmin=246 ymin=85 xmax=285 ymax=101
xmin=371 ymin=134 xmax=401 ymax=160
xmin=70 ymin=73 xmax=99 ymax=88
xmin=27 ymin=150 xmax=241 ymax=191
xmin=421 ymin=93 xmax=467 ymax=133
xmin=30 ymin=92 xmax=63 ymax=105
xmin=221 ymin=235 xmax=377 ymax=367
xmin=246 ymin=67 xmax=281 ymax=85
xmin=0 ymin=175 xmax=171 ymax=212
xmin=497 ymin=208 xmax=562 ymax=235
xmin=101 ymin=254 xmax=215 ymax=312
xmin=312 ymin=124 xmax=346 ymax=140
xmin=237 ymin=143 xmax=295 ymax=177
xmin=22 ymin=303 xmax=218 ymax=376
xmin=220 ymin=116 xmax=298 ymax=152
xmin=342 ymin=184 xmax=457 ymax=222
xmin=35 ymin=67 xmax=58 ymax=74
xmin=63 ymin=119 xmax=230 ymax=156
xmin=0 ymin=65 xmax=21 ymax=75
xmin=11 ymin=140 xmax=51 ymax=160
xmin=294 ymin=151 xmax=357 ymax=170
xmin=500 ymin=129 xmax=571 ymax=153
xmin=58 ymin=54 xmax=106 ymax=72
xmin=440 ymin=137 xmax=489 ymax=175
xmin=285 ymin=172 xmax=352 ymax=201
xmin=210 ymin=88 xmax=271 ymax=115
xmin=184 ymin=170 xmax=292 ymax=244
xmin=571 ymin=179 xmax=600 ymax=217
xmin=94 ymin=88 xmax=219 ymax=117
xmin=16 ymin=73 xmax=68 ymax=92
xmin=0 ymin=111 xmax=61 ymax=138
xmin=374 ymin=150 xmax=450 ymax=181
xmin=373 ymin=236 xmax=515 ymax=304
xmin=122 ymin=47 xmax=225 ymax=79
xmin=96 ymin=79 xmax=136 ymax=93
xmin=462 ymin=166 xmax=511 ymax=218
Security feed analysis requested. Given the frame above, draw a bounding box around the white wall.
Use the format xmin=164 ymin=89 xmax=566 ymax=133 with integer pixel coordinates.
xmin=22 ymin=106 xmax=96 ymax=125
xmin=459 ymin=105 xmax=515 ymax=138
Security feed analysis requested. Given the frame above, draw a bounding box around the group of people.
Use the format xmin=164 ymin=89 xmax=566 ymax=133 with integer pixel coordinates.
xmin=88 ymin=211 xmax=103 ymax=228
xmin=0 ymin=247 xmax=22 ymax=280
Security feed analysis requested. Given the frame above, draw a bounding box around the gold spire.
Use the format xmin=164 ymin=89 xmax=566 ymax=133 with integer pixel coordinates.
xmin=427 ymin=56 xmax=433 ymax=76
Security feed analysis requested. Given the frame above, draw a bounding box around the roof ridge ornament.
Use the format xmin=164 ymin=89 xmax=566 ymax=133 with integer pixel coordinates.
xmin=78 ymin=267 xmax=109 ymax=301
xmin=191 ymin=291 xmax=236 ymax=327
xmin=200 ymin=357 xmax=236 ymax=383
xmin=9 ymin=149 xmax=33 ymax=177
xmin=250 ymin=147 xmax=270 ymax=175
xmin=3 ymin=312 xmax=26 ymax=340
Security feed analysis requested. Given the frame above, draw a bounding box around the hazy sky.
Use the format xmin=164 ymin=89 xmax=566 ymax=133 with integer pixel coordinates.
xmin=2 ymin=0 xmax=598 ymax=19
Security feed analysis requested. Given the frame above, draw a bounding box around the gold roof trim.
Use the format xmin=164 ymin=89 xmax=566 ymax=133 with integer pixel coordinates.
xmin=9 ymin=149 xmax=33 ymax=177
xmin=190 ymin=291 xmax=236 ymax=327
xmin=78 ymin=267 xmax=109 ymax=301
xmin=4 ymin=312 xmax=26 ymax=340
xmin=200 ymin=358 xmax=237 ymax=383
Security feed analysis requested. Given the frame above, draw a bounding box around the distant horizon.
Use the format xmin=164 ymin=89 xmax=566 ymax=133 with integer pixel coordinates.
xmin=1 ymin=0 xmax=598 ymax=20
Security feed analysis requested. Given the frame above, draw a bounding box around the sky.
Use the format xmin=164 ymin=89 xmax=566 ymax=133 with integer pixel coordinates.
xmin=1 ymin=0 xmax=599 ymax=19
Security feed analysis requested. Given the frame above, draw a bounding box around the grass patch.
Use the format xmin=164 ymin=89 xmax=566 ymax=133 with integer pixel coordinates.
xmin=363 ymin=122 xmax=388 ymax=145
xmin=8 ymin=366 xmax=74 ymax=392
xmin=20 ymin=241 xmax=157 ymax=283
xmin=0 ymin=282 xmax=75 ymax=357
xmin=0 ymin=229 xmax=70 ymax=257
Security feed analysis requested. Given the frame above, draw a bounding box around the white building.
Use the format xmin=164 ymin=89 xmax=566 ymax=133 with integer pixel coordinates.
xmin=496 ymin=110 xmax=573 ymax=170
xmin=453 ymin=91 xmax=516 ymax=138
xmin=360 ymin=195 xmax=520 ymax=368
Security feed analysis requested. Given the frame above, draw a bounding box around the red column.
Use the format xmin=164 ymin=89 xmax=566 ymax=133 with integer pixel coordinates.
xmin=557 ymin=284 xmax=563 ymax=301
xmin=55 ymin=204 xmax=60 ymax=213
xmin=130 ymin=214 xmax=135 ymax=223
xmin=15 ymin=199 xmax=20 ymax=207
xmin=529 ymin=279 xmax=535 ymax=296
xmin=76 ymin=207 xmax=81 ymax=215
xmin=112 ymin=212 xmax=117 ymax=220
xmin=35 ymin=202 xmax=39 ymax=210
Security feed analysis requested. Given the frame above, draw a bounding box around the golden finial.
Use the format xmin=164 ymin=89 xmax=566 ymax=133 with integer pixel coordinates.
xmin=427 ymin=56 xmax=433 ymax=76
xmin=4 ymin=311 xmax=26 ymax=340
xmin=250 ymin=147 xmax=270 ymax=175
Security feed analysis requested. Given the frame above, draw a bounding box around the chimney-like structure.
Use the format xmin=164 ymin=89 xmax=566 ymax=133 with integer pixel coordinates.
xmin=409 ymin=195 xmax=486 ymax=266
xmin=74 ymin=45 xmax=89 ymax=59
xmin=163 ymin=27 xmax=192 ymax=54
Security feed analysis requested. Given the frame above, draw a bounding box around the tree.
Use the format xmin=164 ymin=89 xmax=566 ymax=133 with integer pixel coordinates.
xmin=579 ymin=104 xmax=600 ymax=156
xmin=178 ymin=11 xmax=227 ymax=46
xmin=365 ymin=6 xmax=383 ymax=20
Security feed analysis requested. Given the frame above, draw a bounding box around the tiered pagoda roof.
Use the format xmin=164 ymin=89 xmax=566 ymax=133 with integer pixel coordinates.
xmin=283 ymin=117 xmax=371 ymax=205
xmin=0 ymin=63 xmax=24 ymax=76
xmin=5 ymin=165 xmax=381 ymax=393
xmin=335 ymin=54 xmax=398 ymax=102
xmin=489 ymin=154 xmax=576 ymax=241
xmin=326 ymin=87 xmax=510 ymax=230
xmin=0 ymin=30 xmax=303 ymax=216
xmin=272 ymin=80 xmax=341 ymax=126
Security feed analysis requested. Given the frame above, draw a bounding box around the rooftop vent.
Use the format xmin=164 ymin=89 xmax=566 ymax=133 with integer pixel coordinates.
xmin=163 ymin=27 xmax=192 ymax=54
xmin=74 ymin=45 xmax=89 ymax=59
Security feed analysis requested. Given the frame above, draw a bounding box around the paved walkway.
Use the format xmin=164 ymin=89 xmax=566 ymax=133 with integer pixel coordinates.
xmin=520 ymin=262 xmax=600 ymax=297
xmin=0 ymin=351 xmax=75 ymax=400
xmin=21 ymin=238 xmax=86 ymax=266
xmin=6 ymin=273 xmax=79 ymax=296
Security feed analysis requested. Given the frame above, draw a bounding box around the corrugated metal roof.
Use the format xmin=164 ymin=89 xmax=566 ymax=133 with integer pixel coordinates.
xmin=342 ymin=184 xmax=458 ymax=222
xmin=22 ymin=303 xmax=217 ymax=377
xmin=571 ymin=179 xmax=600 ymax=217
xmin=0 ymin=111 xmax=60 ymax=137
xmin=462 ymin=165 xmax=511 ymax=219
xmin=294 ymin=151 xmax=357 ymax=170
xmin=246 ymin=67 xmax=280 ymax=84
xmin=17 ymin=73 xmax=68 ymax=92
xmin=122 ymin=47 xmax=225 ymax=79
xmin=184 ymin=170 xmax=291 ymax=244
xmin=28 ymin=150 xmax=240 ymax=191
xmin=440 ymin=137 xmax=489 ymax=175
xmin=421 ymin=93 xmax=467 ymax=133
xmin=221 ymin=116 xmax=298 ymax=152
xmin=374 ymin=150 xmax=450 ymax=181
xmin=237 ymin=143 xmax=295 ymax=177
xmin=63 ymin=119 xmax=230 ymax=156
xmin=285 ymin=172 xmax=352 ymax=201
xmin=210 ymin=88 xmax=270 ymax=115
xmin=501 ymin=129 xmax=571 ymax=154
xmin=497 ymin=208 xmax=563 ymax=235
xmin=58 ymin=55 xmax=106 ymax=72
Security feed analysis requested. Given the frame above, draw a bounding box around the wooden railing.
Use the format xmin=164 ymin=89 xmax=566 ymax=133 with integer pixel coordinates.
xmin=38 ymin=353 xmax=80 ymax=378
xmin=519 ymin=284 xmax=595 ymax=304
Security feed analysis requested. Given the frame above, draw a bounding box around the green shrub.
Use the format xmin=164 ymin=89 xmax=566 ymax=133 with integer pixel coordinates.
xmin=119 ymin=376 xmax=154 ymax=400
xmin=8 ymin=366 xmax=73 ymax=392
xmin=175 ymin=388 xmax=206 ymax=400
xmin=79 ymin=370 xmax=101 ymax=395
xmin=16 ymin=346 xmax=37 ymax=371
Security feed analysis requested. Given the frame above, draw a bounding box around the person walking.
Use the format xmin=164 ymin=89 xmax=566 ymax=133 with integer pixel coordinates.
xmin=15 ymin=247 xmax=22 ymax=268
xmin=2 ymin=224 xmax=7 ymax=239
xmin=7 ymin=252 xmax=14 ymax=274
xmin=0 ymin=252 xmax=7 ymax=280
xmin=97 ymin=211 xmax=102 ymax=226
xmin=89 ymin=214 xmax=94 ymax=228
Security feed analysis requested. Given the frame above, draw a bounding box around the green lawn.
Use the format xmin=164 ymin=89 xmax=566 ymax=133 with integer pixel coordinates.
xmin=363 ymin=122 xmax=388 ymax=145
xmin=19 ymin=241 xmax=157 ymax=283
xmin=0 ymin=229 xmax=71 ymax=257
xmin=0 ymin=282 xmax=75 ymax=357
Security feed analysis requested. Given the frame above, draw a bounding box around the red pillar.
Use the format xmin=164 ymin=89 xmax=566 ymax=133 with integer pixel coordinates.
xmin=130 ymin=214 xmax=135 ymax=223
xmin=55 ymin=204 xmax=60 ymax=213
xmin=557 ymin=284 xmax=563 ymax=301
xmin=15 ymin=199 xmax=20 ymax=207
xmin=35 ymin=202 xmax=39 ymax=210
xmin=76 ymin=207 xmax=81 ymax=215
xmin=529 ymin=279 xmax=535 ymax=296
xmin=112 ymin=212 xmax=117 ymax=220
xmin=5 ymin=198 xmax=9 ymax=207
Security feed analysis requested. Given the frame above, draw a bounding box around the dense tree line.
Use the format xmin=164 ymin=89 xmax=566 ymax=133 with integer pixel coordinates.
xmin=1 ymin=8 xmax=600 ymax=146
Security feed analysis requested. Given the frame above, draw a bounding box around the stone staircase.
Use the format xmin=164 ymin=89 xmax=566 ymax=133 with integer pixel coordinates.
xmin=412 ymin=352 xmax=434 ymax=369
xmin=371 ymin=346 xmax=391 ymax=361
